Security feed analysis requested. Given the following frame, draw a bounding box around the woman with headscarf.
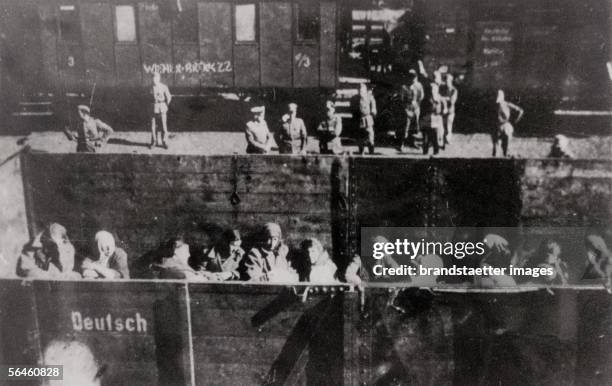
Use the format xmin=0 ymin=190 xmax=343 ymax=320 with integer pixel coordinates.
xmin=81 ymin=231 xmax=129 ymax=279
xmin=16 ymin=223 xmax=81 ymax=279
xmin=244 ymin=223 xmax=297 ymax=282
xmin=154 ymin=235 xmax=207 ymax=281
xmin=522 ymin=239 xmax=569 ymax=285
xmin=295 ymin=238 xmax=338 ymax=283
xmin=582 ymin=235 xmax=612 ymax=284
xmin=198 ymin=229 xmax=244 ymax=281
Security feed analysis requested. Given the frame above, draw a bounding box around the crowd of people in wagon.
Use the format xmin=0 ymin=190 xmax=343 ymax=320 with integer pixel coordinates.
xmin=15 ymin=222 xmax=612 ymax=289
xmin=67 ymin=70 xmax=576 ymax=159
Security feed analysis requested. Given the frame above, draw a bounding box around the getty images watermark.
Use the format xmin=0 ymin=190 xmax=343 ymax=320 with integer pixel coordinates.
xmin=357 ymin=227 xmax=602 ymax=283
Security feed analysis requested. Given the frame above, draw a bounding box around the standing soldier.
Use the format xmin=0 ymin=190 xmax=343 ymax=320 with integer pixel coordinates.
xmin=316 ymin=100 xmax=343 ymax=154
xmin=398 ymin=70 xmax=424 ymax=151
xmin=356 ymin=83 xmax=377 ymax=155
xmin=65 ymin=105 xmax=114 ymax=153
xmin=245 ymin=106 xmax=272 ymax=154
xmin=439 ymin=73 xmax=458 ymax=146
xmin=493 ymin=89 xmax=523 ymax=157
xmin=150 ymin=72 xmax=172 ymax=149
xmin=418 ymin=61 xmax=444 ymax=155
xmin=276 ymin=103 xmax=308 ymax=154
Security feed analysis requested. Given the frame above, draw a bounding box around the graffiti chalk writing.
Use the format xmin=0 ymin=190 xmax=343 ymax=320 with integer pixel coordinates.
xmin=143 ymin=61 xmax=233 ymax=74
xmin=71 ymin=311 xmax=148 ymax=333
xmin=295 ymin=53 xmax=311 ymax=68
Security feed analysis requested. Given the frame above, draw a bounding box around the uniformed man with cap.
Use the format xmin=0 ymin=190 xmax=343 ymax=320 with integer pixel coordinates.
xmin=150 ymin=72 xmax=172 ymax=149
xmin=317 ymin=100 xmax=343 ymax=154
xmin=277 ymin=102 xmax=308 ymax=154
xmin=355 ymin=83 xmax=377 ymax=155
xmin=245 ymin=105 xmax=272 ymax=154
xmin=65 ymin=105 xmax=114 ymax=153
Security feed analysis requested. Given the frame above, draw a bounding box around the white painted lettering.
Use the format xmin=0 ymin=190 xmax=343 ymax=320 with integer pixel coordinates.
xmin=71 ymin=311 xmax=82 ymax=331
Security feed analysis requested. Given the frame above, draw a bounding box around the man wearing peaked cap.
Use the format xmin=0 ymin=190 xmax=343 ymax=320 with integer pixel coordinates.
xmin=245 ymin=105 xmax=272 ymax=154
xmin=276 ymin=102 xmax=307 ymax=154
xmin=65 ymin=105 xmax=114 ymax=153
xmin=317 ymin=100 xmax=343 ymax=154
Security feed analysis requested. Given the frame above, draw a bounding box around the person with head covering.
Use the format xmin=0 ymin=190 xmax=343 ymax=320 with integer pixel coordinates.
xmin=64 ymin=105 xmax=114 ymax=153
xmin=476 ymin=233 xmax=517 ymax=287
xmin=16 ymin=223 xmax=81 ymax=279
xmin=582 ymin=235 xmax=612 ymax=284
xmin=277 ymin=103 xmax=308 ymax=154
xmin=244 ymin=223 xmax=297 ymax=282
xmin=296 ymin=238 xmax=338 ymax=283
xmin=81 ymin=231 xmax=129 ymax=279
xmin=197 ymin=229 xmax=244 ymax=281
xmin=522 ymin=239 xmax=569 ymax=285
xmin=245 ymin=105 xmax=272 ymax=154
xmin=344 ymin=235 xmax=405 ymax=286
xmin=150 ymin=72 xmax=172 ymax=149
xmin=493 ymin=89 xmax=523 ymax=157
xmin=316 ymin=100 xmax=343 ymax=154
xmin=355 ymin=82 xmax=377 ymax=155
xmin=154 ymin=236 xmax=207 ymax=281
xmin=548 ymin=134 xmax=575 ymax=159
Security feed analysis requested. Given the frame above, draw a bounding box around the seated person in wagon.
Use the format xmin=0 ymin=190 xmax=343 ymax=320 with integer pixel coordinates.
xmin=81 ymin=230 xmax=129 ymax=279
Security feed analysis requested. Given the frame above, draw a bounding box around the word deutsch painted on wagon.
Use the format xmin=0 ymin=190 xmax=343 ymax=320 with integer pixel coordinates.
xmin=143 ymin=61 xmax=233 ymax=75
xmin=71 ymin=311 xmax=148 ymax=334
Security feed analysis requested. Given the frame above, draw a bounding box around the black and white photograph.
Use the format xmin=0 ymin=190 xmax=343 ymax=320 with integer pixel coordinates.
xmin=0 ymin=0 xmax=611 ymax=384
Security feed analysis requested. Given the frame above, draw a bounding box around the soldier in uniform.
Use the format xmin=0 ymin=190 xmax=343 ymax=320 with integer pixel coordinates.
xmin=316 ymin=100 xmax=343 ymax=154
xmin=397 ymin=70 xmax=424 ymax=151
xmin=439 ymin=73 xmax=458 ymax=146
xmin=356 ymin=83 xmax=377 ymax=155
xmin=276 ymin=103 xmax=308 ymax=154
xmin=150 ymin=72 xmax=172 ymax=149
xmin=493 ymin=89 xmax=523 ymax=157
xmin=245 ymin=106 xmax=272 ymax=154
xmin=421 ymin=72 xmax=444 ymax=155
xmin=65 ymin=105 xmax=114 ymax=153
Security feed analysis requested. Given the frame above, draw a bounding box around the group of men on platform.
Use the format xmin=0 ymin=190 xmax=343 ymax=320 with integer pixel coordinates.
xmin=63 ymin=71 xmax=575 ymax=159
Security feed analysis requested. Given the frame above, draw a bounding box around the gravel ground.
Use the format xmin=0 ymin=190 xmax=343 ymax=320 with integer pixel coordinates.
xmin=1 ymin=131 xmax=611 ymax=159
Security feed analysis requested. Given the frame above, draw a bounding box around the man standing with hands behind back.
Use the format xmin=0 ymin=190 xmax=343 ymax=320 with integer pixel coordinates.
xmin=150 ymin=72 xmax=172 ymax=150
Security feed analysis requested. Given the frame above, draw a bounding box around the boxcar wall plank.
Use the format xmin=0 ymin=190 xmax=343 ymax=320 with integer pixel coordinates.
xmin=259 ymin=2 xmax=291 ymax=86
xmin=193 ymin=336 xmax=287 ymax=365
xmin=319 ymin=2 xmax=336 ymax=87
xmin=80 ymin=3 xmax=115 ymax=87
xmin=198 ymin=1 xmax=233 ymax=87
xmin=195 ymin=363 xmax=271 ymax=386
xmin=138 ymin=2 xmax=173 ymax=86
xmin=293 ymin=44 xmax=319 ymax=87
xmin=190 ymin=308 xmax=304 ymax=338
